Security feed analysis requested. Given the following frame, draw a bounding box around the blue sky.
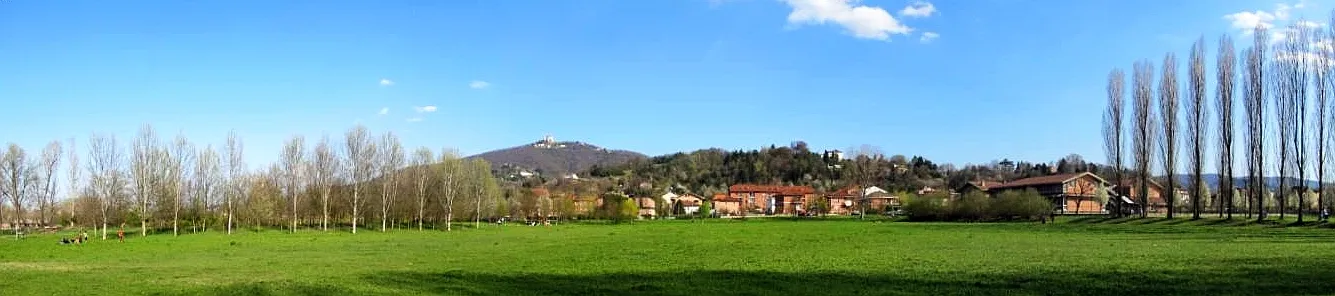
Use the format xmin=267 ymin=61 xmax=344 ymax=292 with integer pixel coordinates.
xmin=0 ymin=0 xmax=1330 ymax=171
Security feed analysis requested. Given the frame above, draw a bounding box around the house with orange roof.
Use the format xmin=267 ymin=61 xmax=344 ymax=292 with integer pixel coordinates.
xmin=986 ymin=172 xmax=1113 ymax=214
xmin=727 ymin=184 xmax=817 ymax=215
xmin=712 ymin=193 xmax=741 ymax=216
xmin=1115 ymin=179 xmax=1166 ymax=214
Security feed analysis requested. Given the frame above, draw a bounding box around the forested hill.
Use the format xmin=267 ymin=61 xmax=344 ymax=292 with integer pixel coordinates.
xmin=584 ymin=142 xmax=950 ymax=196
xmin=468 ymin=139 xmax=646 ymax=176
xmin=582 ymin=144 xmax=1109 ymax=197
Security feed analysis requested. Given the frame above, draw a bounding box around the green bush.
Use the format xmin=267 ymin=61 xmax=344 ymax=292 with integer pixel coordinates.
xmin=698 ymin=202 xmax=713 ymax=218
xmin=903 ymin=193 xmax=949 ymax=221
xmin=619 ymin=198 xmax=640 ymax=221
xmin=949 ymin=191 xmax=992 ymax=221
xmin=990 ymin=189 xmax=1051 ymax=221
xmin=905 ymin=189 xmax=1052 ymax=222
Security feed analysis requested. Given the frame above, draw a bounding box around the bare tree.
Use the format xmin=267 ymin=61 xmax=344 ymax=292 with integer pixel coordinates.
xmin=131 ymin=124 xmax=160 ymax=236
xmin=194 ymin=146 xmax=221 ymax=232
xmin=377 ymin=132 xmax=404 ymax=232
xmin=225 ymin=131 xmax=246 ymax=234
xmin=309 ymin=136 xmax=338 ymax=231
xmin=281 ymin=135 xmax=305 ymax=233
xmin=37 ymin=142 xmax=61 ymax=226
xmin=66 ymin=138 xmax=80 ymax=227
xmin=1187 ymin=37 xmax=1209 ymax=219
xmin=438 ymin=149 xmax=460 ymax=231
xmin=344 ymin=125 xmax=376 ymax=234
xmin=1217 ymin=35 xmax=1237 ymax=219
xmin=1 ymin=144 xmax=33 ymax=235
xmin=169 ymin=134 xmax=193 ymax=236
xmin=412 ymin=147 xmax=433 ymax=231
xmin=88 ymin=134 xmax=126 ymax=239
xmin=1273 ymin=31 xmax=1297 ymax=221
xmin=1133 ymin=60 xmax=1157 ymax=218
xmin=1322 ymin=15 xmax=1335 ymax=221
xmin=1105 ymin=68 xmax=1126 ymax=217
xmin=1283 ymin=24 xmax=1313 ymax=222
xmin=470 ymin=158 xmax=491 ymax=228
xmin=1159 ymin=52 xmax=1181 ymax=219
xmin=1245 ymin=26 xmax=1270 ymax=221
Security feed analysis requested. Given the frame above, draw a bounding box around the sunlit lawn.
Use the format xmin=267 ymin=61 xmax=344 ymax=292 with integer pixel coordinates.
xmin=2 ymin=217 xmax=1334 ymax=295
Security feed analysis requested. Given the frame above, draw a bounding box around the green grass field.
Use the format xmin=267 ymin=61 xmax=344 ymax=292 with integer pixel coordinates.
xmin=3 ymin=218 xmax=1335 ymax=295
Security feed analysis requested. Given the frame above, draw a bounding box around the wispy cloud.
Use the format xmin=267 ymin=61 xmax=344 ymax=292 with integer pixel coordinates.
xmin=378 ymin=107 xmax=389 ymax=116
xmin=899 ymin=1 xmax=936 ymax=18
xmin=781 ymin=0 xmax=919 ymax=41
xmin=469 ymin=80 xmax=490 ymax=89
xmin=414 ymin=105 xmax=438 ymax=113
xmin=1224 ymin=2 xmax=1304 ymax=33
xmin=406 ymin=117 xmax=423 ymax=123
xmin=920 ymin=32 xmax=939 ymax=43
xmin=379 ymin=78 xmax=395 ymax=86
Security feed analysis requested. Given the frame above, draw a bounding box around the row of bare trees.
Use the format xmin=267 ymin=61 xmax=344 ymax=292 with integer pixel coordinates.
xmin=1 ymin=123 xmax=504 ymax=238
xmin=1105 ymin=20 xmax=1335 ymax=222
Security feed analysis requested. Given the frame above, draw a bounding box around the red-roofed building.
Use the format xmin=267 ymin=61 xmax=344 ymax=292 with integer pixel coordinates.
xmin=987 ymin=172 xmax=1113 ymax=214
xmin=728 ymin=184 xmax=817 ymax=215
xmin=1116 ymin=180 xmax=1166 ymax=214
xmin=712 ymin=193 xmax=741 ymax=216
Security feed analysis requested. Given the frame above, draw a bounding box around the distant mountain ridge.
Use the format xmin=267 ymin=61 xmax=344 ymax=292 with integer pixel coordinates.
xmin=467 ymin=137 xmax=646 ymax=176
xmin=1168 ymin=174 xmax=1321 ymax=190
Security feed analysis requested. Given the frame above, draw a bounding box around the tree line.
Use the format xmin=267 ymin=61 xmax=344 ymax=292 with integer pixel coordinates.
xmin=581 ymin=142 xmax=1104 ymax=203
xmin=0 ymin=124 xmax=506 ymax=238
xmin=1104 ymin=19 xmax=1335 ymax=222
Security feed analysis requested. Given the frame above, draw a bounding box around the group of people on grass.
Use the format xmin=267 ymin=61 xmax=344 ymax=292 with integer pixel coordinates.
xmin=58 ymin=225 xmax=127 ymax=245
xmin=58 ymin=231 xmax=90 ymax=245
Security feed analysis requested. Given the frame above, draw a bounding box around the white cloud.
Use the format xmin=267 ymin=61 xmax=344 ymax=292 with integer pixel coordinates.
xmin=469 ymin=80 xmax=490 ymax=89
xmin=899 ymin=1 xmax=935 ymax=18
xmin=782 ymin=0 xmax=913 ymax=41
xmin=1224 ymin=2 xmax=1306 ymax=33
xmin=414 ymin=105 xmax=438 ymax=113
xmin=378 ymin=107 xmax=389 ymax=116
xmin=406 ymin=117 xmax=423 ymax=123
xmin=379 ymin=78 xmax=394 ymax=86
xmin=920 ymin=32 xmax=939 ymax=43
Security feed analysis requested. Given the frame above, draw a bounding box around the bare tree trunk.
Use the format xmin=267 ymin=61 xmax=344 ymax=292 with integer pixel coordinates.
xmin=1284 ymin=24 xmax=1313 ymax=222
xmin=415 ymin=146 xmax=430 ymax=231
xmin=1105 ymin=68 xmax=1125 ymax=217
xmin=226 ymin=131 xmax=245 ymax=235
xmin=439 ymin=150 xmax=459 ymax=231
xmin=1245 ymin=26 xmax=1269 ymax=222
xmin=282 ymin=136 xmax=305 ymax=233
xmin=1159 ymin=52 xmax=1181 ymax=219
xmin=1 ymin=144 xmax=32 ymax=236
xmin=1133 ymin=60 xmax=1157 ymax=218
xmin=1274 ymin=32 xmax=1294 ymax=222
xmin=37 ymin=142 xmax=61 ymax=228
xmin=1188 ymin=37 xmax=1208 ymax=219
xmin=1320 ymin=63 xmax=1329 ymax=220
xmin=345 ymin=125 xmax=375 ymax=234
xmin=1218 ymin=35 xmax=1237 ymax=219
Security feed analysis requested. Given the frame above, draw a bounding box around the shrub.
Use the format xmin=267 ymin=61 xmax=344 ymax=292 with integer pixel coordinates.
xmin=903 ymin=193 xmax=948 ymax=221
xmin=698 ymin=202 xmax=713 ymax=218
xmin=949 ymin=191 xmax=992 ymax=221
xmin=991 ymin=189 xmax=1051 ymax=221
xmin=904 ymin=189 xmax=1052 ymax=222
xmin=618 ymin=198 xmax=640 ymax=221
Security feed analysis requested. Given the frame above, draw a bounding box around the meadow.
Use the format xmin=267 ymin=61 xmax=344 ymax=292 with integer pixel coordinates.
xmin=3 ymin=218 xmax=1335 ymax=295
